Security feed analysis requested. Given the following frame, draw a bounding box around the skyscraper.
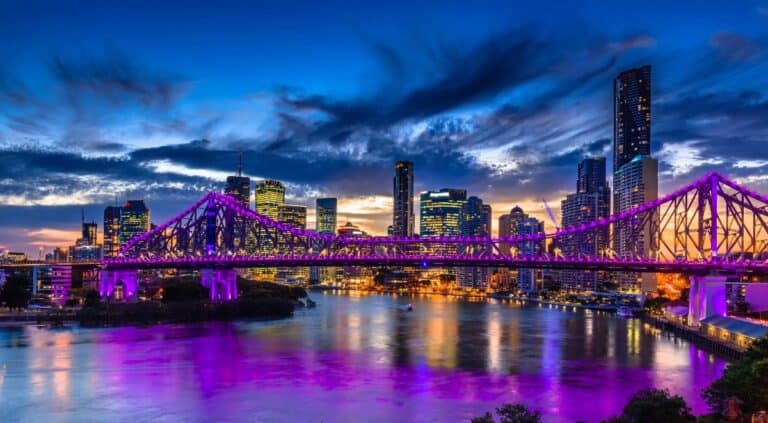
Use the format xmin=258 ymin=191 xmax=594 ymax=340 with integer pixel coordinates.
xmin=561 ymin=157 xmax=611 ymax=291
xmin=612 ymin=65 xmax=658 ymax=293
xmin=255 ymin=180 xmax=285 ymax=220
xmin=517 ymin=217 xmax=545 ymax=293
xmin=419 ymin=189 xmax=467 ymax=236
xmin=614 ymin=65 xmax=651 ymax=171
xmin=277 ymin=204 xmax=308 ymax=283
xmin=498 ymin=206 xmax=528 ymax=255
xmin=103 ymin=206 xmax=122 ymax=257
xmin=392 ymin=160 xmax=414 ymax=237
xmin=458 ymin=196 xmax=492 ymax=289
xmin=119 ymin=200 xmax=150 ymax=247
xmin=316 ymin=198 xmax=337 ymax=234
xmin=225 ymin=154 xmax=251 ymax=209
xmin=82 ymin=222 xmax=97 ymax=246
xmin=278 ymin=204 xmax=307 ymax=229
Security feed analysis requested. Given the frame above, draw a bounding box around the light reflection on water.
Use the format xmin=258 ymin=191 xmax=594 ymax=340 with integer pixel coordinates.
xmin=0 ymin=292 xmax=726 ymax=422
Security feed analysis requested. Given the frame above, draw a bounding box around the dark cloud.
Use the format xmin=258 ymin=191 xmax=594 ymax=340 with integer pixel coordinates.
xmin=268 ymin=27 xmax=644 ymax=153
xmin=48 ymin=53 xmax=187 ymax=109
xmin=710 ymin=31 xmax=762 ymax=62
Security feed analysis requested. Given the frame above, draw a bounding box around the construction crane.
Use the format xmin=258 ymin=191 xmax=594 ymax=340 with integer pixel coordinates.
xmin=541 ymin=199 xmax=559 ymax=231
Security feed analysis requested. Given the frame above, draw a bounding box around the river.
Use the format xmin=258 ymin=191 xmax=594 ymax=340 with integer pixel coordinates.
xmin=0 ymin=292 xmax=726 ymax=422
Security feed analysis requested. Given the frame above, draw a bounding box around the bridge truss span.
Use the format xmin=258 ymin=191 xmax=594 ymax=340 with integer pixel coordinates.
xmin=103 ymin=172 xmax=768 ymax=275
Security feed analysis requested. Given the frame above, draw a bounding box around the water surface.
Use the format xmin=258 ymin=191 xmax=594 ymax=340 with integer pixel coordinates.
xmin=0 ymin=292 xmax=726 ymax=422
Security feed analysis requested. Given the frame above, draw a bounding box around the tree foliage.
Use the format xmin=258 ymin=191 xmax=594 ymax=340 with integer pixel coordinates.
xmin=162 ymin=281 xmax=210 ymax=303
xmin=703 ymin=335 xmax=768 ymax=416
xmin=617 ymin=389 xmax=695 ymax=423
xmin=470 ymin=403 xmax=542 ymax=423
xmin=0 ymin=273 xmax=32 ymax=310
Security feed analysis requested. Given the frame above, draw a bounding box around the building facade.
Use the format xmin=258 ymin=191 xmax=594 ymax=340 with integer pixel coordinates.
xmin=457 ymin=196 xmax=492 ymax=289
xmin=517 ymin=217 xmax=545 ymax=293
xmin=314 ymin=198 xmax=339 ymax=284
xmin=392 ymin=160 xmax=415 ymax=237
xmin=119 ymin=200 xmax=150 ymax=248
xmin=612 ymin=65 xmax=658 ymax=294
xmin=614 ymin=65 xmax=651 ymax=171
xmin=255 ymin=179 xmax=285 ymax=220
xmin=103 ymin=206 xmax=122 ymax=258
xmin=419 ymin=189 xmax=467 ymax=237
xmin=560 ymin=157 xmax=611 ymax=291
xmin=316 ymin=198 xmax=337 ymax=234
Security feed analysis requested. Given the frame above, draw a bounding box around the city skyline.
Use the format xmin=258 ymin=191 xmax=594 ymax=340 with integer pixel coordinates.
xmin=1 ymin=1 xmax=768 ymax=255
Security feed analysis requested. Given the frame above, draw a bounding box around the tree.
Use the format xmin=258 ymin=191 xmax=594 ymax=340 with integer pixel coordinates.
xmin=83 ymin=289 xmax=101 ymax=308
xmin=608 ymin=389 xmax=695 ymax=423
xmin=470 ymin=404 xmax=542 ymax=423
xmin=162 ymin=281 xmax=209 ymax=303
xmin=470 ymin=412 xmax=494 ymax=423
xmin=495 ymin=404 xmax=542 ymax=423
xmin=0 ymin=273 xmax=32 ymax=310
xmin=703 ymin=335 xmax=768 ymax=416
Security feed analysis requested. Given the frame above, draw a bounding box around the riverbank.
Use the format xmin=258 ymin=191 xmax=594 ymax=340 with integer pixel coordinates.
xmin=643 ymin=314 xmax=745 ymax=361
xmin=77 ymin=297 xmax=296 ymax=326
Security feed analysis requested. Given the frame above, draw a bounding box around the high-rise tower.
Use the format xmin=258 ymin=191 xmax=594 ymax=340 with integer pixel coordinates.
xmin=392 ymin=161 xmax=414 ymax=237
xmin=255 ymin=180 xmax=285 ymax=220
xmin=612 ymin=65 xmax=658 ymax=293
xmin=613 ymin=65 xmax=651 ymax=172
xmin=225 ymin=151 xmax=251 ymax=209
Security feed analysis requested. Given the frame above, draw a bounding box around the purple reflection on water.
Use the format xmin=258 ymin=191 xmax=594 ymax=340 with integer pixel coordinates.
xmin=0 ymin=293 xmax=727 ymax=422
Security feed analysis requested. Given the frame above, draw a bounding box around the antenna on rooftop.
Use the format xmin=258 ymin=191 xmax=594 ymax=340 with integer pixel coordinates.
xmin=237 ymin=150 xmax=244 ymax=177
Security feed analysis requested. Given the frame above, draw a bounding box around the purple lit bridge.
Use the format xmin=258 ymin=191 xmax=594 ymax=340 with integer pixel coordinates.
xmin=101 ymin=173 xmax=768 ymax=321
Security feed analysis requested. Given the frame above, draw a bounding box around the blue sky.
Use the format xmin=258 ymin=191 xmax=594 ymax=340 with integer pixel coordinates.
xmin=1 ymin=0 xmax=767 ymax=255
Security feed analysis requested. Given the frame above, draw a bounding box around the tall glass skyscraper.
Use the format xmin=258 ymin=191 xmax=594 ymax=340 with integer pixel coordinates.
xmin=103 ymin=206 xmax=122 ymax=257
xmin=458 ymin=196 xmax=491 ymax=289
xmin=561 ymin=157 xmax=611 ymax=291
xmin=517 ymin=217 xmax=545 ymax=293
xmin=392 ymin=160 xmax=414 ymax=237
xmin=255 ymin=180 xmax=285 ymax=220
xmin=82 ymin=222 xmax=97 ymax=246
xmin=612 ymin=65 xmax=658 ymax=293
xmin=614 ymin=65 xmax=651 ymax=171
xmin=225 ymin=153 xmax=251 ymax=208
xmin=119 ymin=200 xmax=150 ymax=247
xmin=419 ymin=189 xmax=467 ymax=236
xmin=316 ymin=198 xmax=337 ymax=234
xmin=278 ymin=204 xmax=307 ymax=229
xmin=225 ymin=175 xmax=251 ymax=209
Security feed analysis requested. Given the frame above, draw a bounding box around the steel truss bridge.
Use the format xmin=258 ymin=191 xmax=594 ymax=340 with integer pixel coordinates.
xmin=100 ymin=173 xmax=768 ymax=302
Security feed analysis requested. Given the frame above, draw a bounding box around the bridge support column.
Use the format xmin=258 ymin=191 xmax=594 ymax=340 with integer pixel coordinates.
xmin=688 ymin=275 xmax=727 ymax=327
xmin=99 ymin=269 xmax=139 ymax=302
xmin=201 ymin=269 xmax=238 ymax=301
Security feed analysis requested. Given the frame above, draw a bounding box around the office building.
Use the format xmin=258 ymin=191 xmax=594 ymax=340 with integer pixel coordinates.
xmin=316 ymin=198 xmax=337 ymax=234
xmin=517 ymin=217 xmax=545 ymax=293
xmin=392 ymin=160 xmax=415 ymax=237
xmin=278 ymin=204 xmax=307 ymax=229
xmin=419 ymin=189 xmax=467 ymax=236
xmin=560 ymin=157 xmax=611 ymax=291
xmin=255 ymin=179 xmax=285 ymax=220
xmin=314 ymin=198 xmax=339 ymax=284
xmin=276 ymin=204 xmax=308 ymax=284
xmin=457 ymin=196 xmax=492 ymax=289
xmin=614 ymin=65 xmax=651 ymax=171
xmin=613 ymin=155 xmax=659 ymax=292
xmin=119 ymin=200 xmax=150 ymax=247
xmin=103 ymin=206 xmax=122 ymax=257
xmin=225 ymin=152 xmax=251 ymax=209
xmin=497 ymin=206 xmax=530 ymax=291
xmin=612 ymin=65 xmax=658 ymax=293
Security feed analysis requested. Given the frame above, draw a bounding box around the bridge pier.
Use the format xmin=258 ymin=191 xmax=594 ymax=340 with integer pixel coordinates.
xmin=99 ymin=269 xmax=139 ymax=302
xmin=688 ymin=275 xmax=727 ymax=327
xmin=201 ymin=269 xmax=238 ymax=301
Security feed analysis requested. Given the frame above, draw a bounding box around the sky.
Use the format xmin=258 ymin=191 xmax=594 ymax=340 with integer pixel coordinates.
xmin=1 ymin=0 xmax=768 ymax=256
